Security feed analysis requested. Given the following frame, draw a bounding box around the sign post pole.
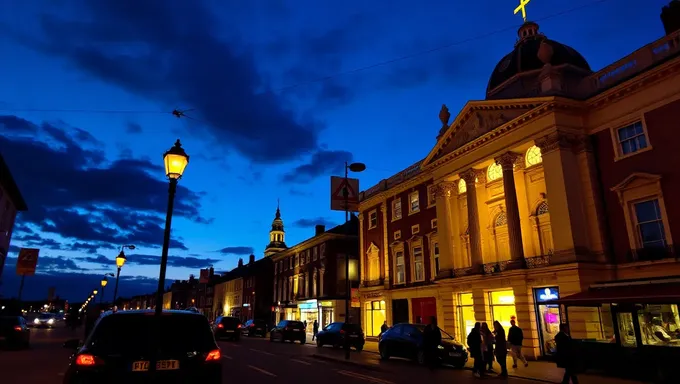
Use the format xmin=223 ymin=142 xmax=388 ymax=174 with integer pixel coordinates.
xmin=17 ymin=274 xmax=25 ymax=303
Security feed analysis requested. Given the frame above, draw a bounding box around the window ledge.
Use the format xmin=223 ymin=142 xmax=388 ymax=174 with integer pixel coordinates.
xmin=614 ymin=145 xmax=653 ymax=162
xmin=408 ymin=210 xmax=420 ymax=216
xmin=391 ymin=217 xmax=402 ymax=223
xmin=368 ymin=225 xmax=377 ymax=230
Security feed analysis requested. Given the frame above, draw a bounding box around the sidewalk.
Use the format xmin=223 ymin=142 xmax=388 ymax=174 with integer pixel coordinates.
xmin=314 ymin=340 xmax=646 ymax=384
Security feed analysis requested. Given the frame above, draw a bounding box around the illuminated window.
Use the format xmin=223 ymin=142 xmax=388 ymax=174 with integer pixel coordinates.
xmin=487 ymin=163 xmax=503 ymax=181
xmin=617 ymin=121 xmax=648 ymax=155
xmin=458 ymin=293 xmax=476 ymax=344
xmin=494 ymin=212 xmax=508 ymax=227
xmin=412 ymin=245 xmax=424 ymax=282
xmin=458 ymin=179 xmax=467 ymax=194
xmin=489 ymin=290 xmax=517 ymax=336
xmin=367 ymin=244 xmax=380 ymax=281
xmin=525 ymin=145 xmax=543 ymax=167
xmin=392 ymin=198 xmax=402 ymax=220
xmin=409 ymin=191 xmax=420 ymax=214
xmin=395 ymin=251 xmax=405 ymax=284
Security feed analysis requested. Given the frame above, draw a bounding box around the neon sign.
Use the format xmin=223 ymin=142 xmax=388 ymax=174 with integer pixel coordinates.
xmin=537 ymin=287 xmax=558 ymax=302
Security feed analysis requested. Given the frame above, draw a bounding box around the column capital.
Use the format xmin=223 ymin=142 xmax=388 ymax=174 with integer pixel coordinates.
xmin=535 ymin=132 xmax=579 ymax=154
xmin=494 ymin=152 xmax=522 ymax=171
xmin=460 ymin=168 xmax=485 ymax=185
xmin=572 ymin=135 xmax=593 ymax=153
xmin=433 ymin=181 xmax=457 ymax=198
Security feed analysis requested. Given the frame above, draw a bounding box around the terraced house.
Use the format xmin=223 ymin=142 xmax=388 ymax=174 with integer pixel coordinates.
xmin=358 ymin=5 xmax=680 ymax=363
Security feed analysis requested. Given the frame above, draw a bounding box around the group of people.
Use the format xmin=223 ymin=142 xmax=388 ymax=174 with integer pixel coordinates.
xmin=467 ymin=319 xmax=517 ymax=378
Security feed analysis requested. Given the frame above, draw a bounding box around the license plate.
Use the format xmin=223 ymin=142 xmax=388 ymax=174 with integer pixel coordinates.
xmin=349 ymin=335 xmax=358 ymax=338
xmin=132 ymin=360 xmax=180 ymax=372
xmin=293 ymin=329 xmax=301 ymax=332
xmin=449 ymin=352 xmax=462 ymax=357
xmin=225 ymin=330 xmax=234 ymax=333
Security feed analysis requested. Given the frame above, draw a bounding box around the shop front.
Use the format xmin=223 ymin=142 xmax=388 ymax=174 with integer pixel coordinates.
xmin=298 ymin=299 xmax=318 ymax=332
xmin=488 ymin=289 xmax=517 ymax=335
xmin=319 ymin=300 xmax=334 ymax=328
xmin=533 ymin=287 xmax=561 ymax=356
xmin=411 ymin=297 xmax=436 ymax=324
xmin=364 ymin=299 xmax=386 ymax=337
xmin=457 ymin=293 xmax=476 ymax=340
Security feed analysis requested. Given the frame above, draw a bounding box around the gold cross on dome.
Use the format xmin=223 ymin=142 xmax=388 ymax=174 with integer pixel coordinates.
xmin=514 ymin=0 xmax=531 ymax=22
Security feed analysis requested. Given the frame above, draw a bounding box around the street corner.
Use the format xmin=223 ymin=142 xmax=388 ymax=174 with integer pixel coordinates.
xmin=311 ymin=353 xmax=385 ymax=373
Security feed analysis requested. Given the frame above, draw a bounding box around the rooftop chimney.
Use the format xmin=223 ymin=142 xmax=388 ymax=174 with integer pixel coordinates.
xmin=315 ymin=224 xmax=325 ymax=236
xmin=209 ymin=266 xmax=214 ymax=277
xmin=662 ymin=0 xmax=680 ymax=35
xmin=238 ymin=258 xmax=244 ymax=268
xmin=249 ymin=254 xmax=255 ymax=264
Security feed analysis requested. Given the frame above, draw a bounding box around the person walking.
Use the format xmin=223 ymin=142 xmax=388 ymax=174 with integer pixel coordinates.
xmin=481 ymin=322 xmax=495 ymax=372
xmin=493 ymin=321 xmax=509 ymax=378
xmin=312 ymin=320 xmax=319 ymax=341
xmin=555 ymin=324 xmax=579 ymax=384
xmin=467 ymin=322 xmax=485 ymax=378
xmin=422 ymin=316 xmax=442 ymax=370
xmin=508 ymin=319 xmax=529 ymax=368
xmin=380 ymin=321 xmax=389 ymax=335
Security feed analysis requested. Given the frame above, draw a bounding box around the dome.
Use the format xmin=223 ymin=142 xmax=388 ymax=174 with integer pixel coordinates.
xmin=486 ymin=22 xmax=591 ymax=98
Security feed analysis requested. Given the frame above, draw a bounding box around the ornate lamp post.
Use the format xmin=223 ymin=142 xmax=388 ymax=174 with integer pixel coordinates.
xmin=113 ymin=245 xmax=135 ymax=306
xmin=154 ymin=140 xmax=189 ymax=316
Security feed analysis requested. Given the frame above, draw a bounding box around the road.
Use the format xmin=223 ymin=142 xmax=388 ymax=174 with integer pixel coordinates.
xmin=0 ymin=328 xmax=536 ymax=383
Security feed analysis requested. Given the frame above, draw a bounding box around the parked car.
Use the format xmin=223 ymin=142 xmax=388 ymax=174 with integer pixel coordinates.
xmin=212 ymin=316 xmax=242 ymax=341
xmin=61 ymin=309 xmax=222 ymax=384
xmin=378 ymin=323 xmax=468 ymax=368
xmin=241 ymin=319 xmax=268 ymax=337
xmin=0 ymin=316 xmax=30 ymax=349
xmin=33 ymin=312 xmax=59 ymax=328
xmin=269 ymin=320 xmax=305 ymax=344
xmin=315 ymin=322 xmax=365 ymax=351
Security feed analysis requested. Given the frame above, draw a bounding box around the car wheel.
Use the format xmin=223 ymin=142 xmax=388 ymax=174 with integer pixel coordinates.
xmin=355 ymin=345 xmax=363 ymax=352
xmin=316 ymin=339 xmax=323 ymax=348
xmin=379 ymin=344 xmax=390 ymax=360
xmin=416 ymin=350 xmax=426 ymax=365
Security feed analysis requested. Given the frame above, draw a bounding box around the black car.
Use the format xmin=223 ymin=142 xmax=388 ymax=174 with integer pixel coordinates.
xmin=0 ymin=316 xmax=30 ymax=349
xmin=378 ymin=323 xmax=468 ymax=368
xmin=61 ymin=310 xmax=222 ymax=384
xmin=241 ymin=319 xmax=267 ymax=337
xmin=269 ymin=320 xmax=305 ymax=344
xmin=316 ymin=322 xmax=365 ymax=351
xmin=212 ymin=316 xmax=241 ymax=341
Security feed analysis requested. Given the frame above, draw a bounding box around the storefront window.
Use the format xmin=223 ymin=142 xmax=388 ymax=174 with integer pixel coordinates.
xmin=566 ymin=304 xmax=615 ymax=342
xmin=617 ymin=312 xmax=637 ymax=347
xmin=458 ymin=293 xmax=475 ymax=343
xmin=365 ymin=300 xmax=386 ymax=337
xmin=489 ymin=290 xmax=516 ymax=335
xmin=638 ymin=304 xmax=680 ymax=347
xmin=534 ymin=287 xmax=561 ymax=355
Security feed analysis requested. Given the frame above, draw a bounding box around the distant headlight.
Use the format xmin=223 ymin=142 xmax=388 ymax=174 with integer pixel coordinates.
xmin=437 ymin=345 xmax=445 ymax=350
xmin=47 ymin=318 xmax=55 ymax=324
xmin=34 ymin=318 xmax=40 ymax=324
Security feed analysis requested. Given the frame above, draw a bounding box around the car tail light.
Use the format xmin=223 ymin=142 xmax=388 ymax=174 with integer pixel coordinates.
xmin=249 ymin=324 xmax=255 ymax=328
xmin=75 ymin=354 xmax=99 ymax=366
xmin=237 ymin=324 xmax=242 ymax=329
xmin=13 ymin=326 xmax=22 ymax=331
xmin=217 ymin=323 xmax=224 ymax=328
xmin=339 ymin=329 xmax=345 ymax=334
xmin=205 ymin=349 xmax=221 ymax=362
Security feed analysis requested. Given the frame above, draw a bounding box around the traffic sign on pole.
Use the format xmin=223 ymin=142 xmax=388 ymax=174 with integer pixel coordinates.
xmin=330 ymin=176 xmax=360 ymax=212
xmin=16 ymin=248 xmax=39 ymax=276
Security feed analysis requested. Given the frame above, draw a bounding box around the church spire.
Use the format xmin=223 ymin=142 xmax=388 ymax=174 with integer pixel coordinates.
xmin=265 ymin=200 xmax=287 ymax=257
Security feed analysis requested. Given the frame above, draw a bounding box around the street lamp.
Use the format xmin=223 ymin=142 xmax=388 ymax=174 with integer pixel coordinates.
xmin=155 ymin=140 xmax=189 ymax=317
xmin=113 ymin=245 xmax=136 ymax=306
xmin=343 ymin=161 xmax=365 ymax=360
xmin=100 ymin=273 xmax=114 ymax=304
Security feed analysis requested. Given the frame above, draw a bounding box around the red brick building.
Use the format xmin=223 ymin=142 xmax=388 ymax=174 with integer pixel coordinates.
xmin=0 ymin=152 xmax=28 ymax=281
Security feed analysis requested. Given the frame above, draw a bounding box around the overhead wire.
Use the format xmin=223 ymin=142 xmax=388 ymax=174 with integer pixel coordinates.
xmin=0 ymin=0 xmax=614 ymax=116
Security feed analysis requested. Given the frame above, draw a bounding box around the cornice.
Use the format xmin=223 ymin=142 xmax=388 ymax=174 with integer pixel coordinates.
xmin=359 ymin=172 xmax=433 ymax=211
xmin=270 ymin=232 xmax=355 ymax=261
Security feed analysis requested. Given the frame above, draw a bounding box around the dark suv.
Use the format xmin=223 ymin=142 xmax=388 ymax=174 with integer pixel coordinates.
xmin=212 ymin=316 xmax=241 ymax=341
xmin=241 ymin=319 xmax=267 ymax=337
xmin=269 ymin=320 xmax=305 ymax=344
xmin=62 ymin=310 xmax=222 ymax=384
xmin=316 ymin=322 xmax=365 ymax=351
xmin=0 ymin=316 xmax=30 ymax=349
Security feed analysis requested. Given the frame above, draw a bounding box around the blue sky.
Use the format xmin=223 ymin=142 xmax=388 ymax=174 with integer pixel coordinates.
xmin=0 ymin=0 xmax=670 ymax=301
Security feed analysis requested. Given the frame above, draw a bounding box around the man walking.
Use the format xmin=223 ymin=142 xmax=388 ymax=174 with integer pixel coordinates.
xmin=508 ymin=319 xmax=528 ymax=368
xmin=312 ymin=320 xmax=319 ymax=341
xmin=423 ymin=316 xmax=442 ymax=369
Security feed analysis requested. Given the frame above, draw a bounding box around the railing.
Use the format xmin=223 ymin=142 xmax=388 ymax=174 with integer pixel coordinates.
xmin=362 ymin=279 xmax=384 ymax=287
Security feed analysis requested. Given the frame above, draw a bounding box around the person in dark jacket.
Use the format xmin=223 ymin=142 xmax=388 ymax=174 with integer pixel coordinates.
xmin=555 ymin=323 xmax=579 ymax=384
xmin=422 ymin=316 xmax=442 ymax=369
xmin=312 ymin=320 xmax=319 ymax=341
xmin=467 ymin=322 xmax=485 ymax=378
xmin=481 ymin=322 xmax=495 ymax=372
xmin=493 ymin=321 xmax=509 ymax=378
xmin=508 ymin=319 xmax=528 ymax=368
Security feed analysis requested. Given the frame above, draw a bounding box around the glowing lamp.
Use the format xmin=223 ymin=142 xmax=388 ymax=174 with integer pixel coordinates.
xmin=93 ymin=290 xmax=98 ymax=295
xmin=116 ymin=251 xmax=127 ymax=268
xmin=101 ymin=278 xmax=108 ymax=287
xmin=163 ymin=140 xmax=189 ymax=180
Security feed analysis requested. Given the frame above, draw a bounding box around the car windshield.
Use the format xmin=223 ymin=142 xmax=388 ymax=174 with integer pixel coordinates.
xmin=38 ymin=313 xmax=54 ymax=319
xmin=88 ymin=314 xmax=215 ymax=355
xmin=287 ymin=321 xmax=304 ymax=328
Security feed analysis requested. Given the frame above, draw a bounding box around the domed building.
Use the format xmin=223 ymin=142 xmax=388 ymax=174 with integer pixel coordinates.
xmin=357 ymin=2 xmax=680 ymax=378
xmin=264 ymin=202 xmax=288 ymax=257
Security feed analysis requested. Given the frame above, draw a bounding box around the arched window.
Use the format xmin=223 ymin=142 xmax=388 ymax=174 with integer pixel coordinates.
xmin=525 ymin=145 xmax=543 ymax=167
xmin=494 ymin=212 xmax=508 ymax=227
xmin=458 ymin=178 xmax=467 ymax=194
xmin=536 ymin=201 xmax=549 ymax=215
xmin=487 ymin=163 xmax=503 ymax=181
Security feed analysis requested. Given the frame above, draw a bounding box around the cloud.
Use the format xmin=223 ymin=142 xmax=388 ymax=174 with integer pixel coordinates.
xmin=0 ymin=116 xmax=210 ymax=252
xmin=126 ymin=122 xmax=143 ymax=134
xmin=16 ymin=0 xmax=326 ymax=163
xmin=125 ymin=254 xmax=221 ymax=269
xmin=289 ymin=189 xmax=311 ymax=197
xmin=5 ymin=255 xmax=84 ymax=272
xmin=292 ymin=217 xmax=337 ymax=228
xmin=74 ymin=254 xmax=111 ymax=267
xmin=218 ymin=246 xmax=254 ymax=256
xmin=282 ymin=150 xmax=352 ymax=183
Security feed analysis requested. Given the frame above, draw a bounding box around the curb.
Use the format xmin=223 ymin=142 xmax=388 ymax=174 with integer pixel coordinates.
xmin=460 ymin=367 xmax=554 ymax=383
xmin=310 ymin=354 xmax=385 ymax=372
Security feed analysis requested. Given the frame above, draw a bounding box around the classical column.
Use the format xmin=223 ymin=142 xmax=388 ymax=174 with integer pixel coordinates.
xmin=433 ymin=181 xmax=456 ymax=278
xmin=460 ymin=169 xmax=483 ymax=268
xmin=380 ymin=203 xmax=390 ymax=287
xmin=358 ymin=213 xmax=365 ymax=286
xmin=313 ymin=269 xmax=318 ymax=298
xmin=495 ymin=152 xmax=525 ymax=262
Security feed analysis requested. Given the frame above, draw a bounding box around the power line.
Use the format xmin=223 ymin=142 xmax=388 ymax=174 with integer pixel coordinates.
xmin=0 ymin=0 xmax=613 ymax=115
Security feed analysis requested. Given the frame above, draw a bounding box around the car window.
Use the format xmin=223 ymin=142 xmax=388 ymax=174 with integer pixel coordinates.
xmin=220 ymin=317 xmax=240 ymax=326
xmin=38 ymin=313 xmax=54 ymax=319
xmin=402 ymin=324 xmax=422 ymax=336
xmin=287 ymin=321 xmax=304 ymax=329
xmin=342 ymin=323 xmax=362 ymax=332
xmin=277 ymin=320 xmax=287 ymax=327
xmin=386 ymin=324 xmax=402 ymax=335
xmin=88 ymin=314 xmax=215 ymax=355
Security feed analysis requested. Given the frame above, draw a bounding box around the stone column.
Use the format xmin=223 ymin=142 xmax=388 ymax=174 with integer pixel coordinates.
xmin=495 ymin=152 xmax=525 ymax=262
xmin=358 ymin=213 xmax=365 ymax=286
xmin=313 ymin=268 xmax=318 ymax=298
xmin=380 ymin=203 xmax=390 ymax=287
xmin=433 ymin=181 xmax=456 ymax=278
xmin=460 ymin=169 xmax=483 ymax=268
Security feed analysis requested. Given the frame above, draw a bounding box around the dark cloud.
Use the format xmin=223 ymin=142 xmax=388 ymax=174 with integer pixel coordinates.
xmin=218 ymin=247 xmax=254 ymax=256
xmin=0 ymin=115 xmax=38 ymax=133
xmin=126 ymin=254 xmax=221 ymax=269
xmin=282 ymin=150 xmax=352 ymax=183
xmin=126 ymin=122 xmax=143 ymax=134
xmin=74 ymin=254 xmax=111 ymax=266
xmin=18 ymin=0 xmax=325 ymax=163
xmin=5 ymin=256 xmax=84 ymax=273
xmin=289 ymin=189 xmax=311 ymax=197
xmin=0 ymin=116 xmax=210 ymax=251
xmin=292 ymin=217 xmax=337 ymax=229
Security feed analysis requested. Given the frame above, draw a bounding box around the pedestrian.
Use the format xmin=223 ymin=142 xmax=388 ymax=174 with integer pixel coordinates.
xmin=422 ymin=316 xmax=441 ymax=369
xmin=493 ymin=321 xmax=509 ymax=378
xmin=380 ymin=321 xmax=389 ymax=335
xmin=508 ymin=319 xmax=528 ymax=368
xmin=481 ymin=322 xmax=495 ymax=372
xmin=467 ymin=322 xmax=485 ymax=378
xmin=312 ymin=320 xmax=319 ymax=341
xmin=555 ymin=323 xmax=580 ymax=384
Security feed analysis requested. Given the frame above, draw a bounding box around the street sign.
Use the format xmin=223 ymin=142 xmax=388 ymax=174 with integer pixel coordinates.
xmin=330 ymin=176 xmax=360 ymax=212
xmin=199 ymin=268 xmax=209 ymax=283
xmin=16 ymin=248 xmax=39 ymax=276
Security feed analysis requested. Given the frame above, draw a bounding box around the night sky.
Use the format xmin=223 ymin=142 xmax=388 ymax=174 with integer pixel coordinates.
xmin=0 ymin=0 xmax=669 ymax=301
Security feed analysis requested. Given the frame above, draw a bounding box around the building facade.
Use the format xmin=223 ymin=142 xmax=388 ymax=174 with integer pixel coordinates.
xmin=271 ymin=213 xmax=359 ymax=331
xmin=358 ymin=10 xmax=680 ymax=360
xmin=0 ymin=152 xmax=28 ymax=282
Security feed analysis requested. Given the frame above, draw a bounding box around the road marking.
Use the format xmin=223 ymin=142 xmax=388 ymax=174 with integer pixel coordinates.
xmin=336 ymin=370 xmax=394 ymax=384
xmin=222 ymin=355 xmax=233 ymax=360
xmin=250 ymin=348 xmax=274 ymax=356
xmin=247 ymin=365 xmax=277 ymax=377
xmin=291 ymin=358 xmax=311 ymax=365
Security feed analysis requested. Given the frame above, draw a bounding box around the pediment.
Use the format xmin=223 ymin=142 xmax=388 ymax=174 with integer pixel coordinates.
xmin=611 ymin=173 xmax=662 ymax=192
xmin=366 ymin=242 xmax=380 ymax=254
xmin=423 ymin=99 xmax=548 ymax=168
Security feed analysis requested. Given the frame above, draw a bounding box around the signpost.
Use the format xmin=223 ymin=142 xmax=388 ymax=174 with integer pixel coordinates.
xmin=330 ymin=176 xmax=359 ymax=212
xmin=16 ymin=248 xmax=39 ymax=303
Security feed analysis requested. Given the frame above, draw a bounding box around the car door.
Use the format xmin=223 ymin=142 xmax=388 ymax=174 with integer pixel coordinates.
xmin=400 ymin=324 xmax=422 ymax=360
xmin=382 ymin=324 xmax=403 ymax=357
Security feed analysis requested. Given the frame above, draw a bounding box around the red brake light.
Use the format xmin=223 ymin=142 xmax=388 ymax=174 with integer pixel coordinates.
xmin=339 ymin=329 xmax=346 ymax=334
xmin=13 ymin=326 xmax=22 ymax=331
xmin=249 ymin=324 xmax=255 ymax=328
xmin=205 ymin=349 xmax=221 ymax=362
xmin=217 ymin=323 xmax=224 ymax=328
xmin=237 ymin=324 xmax=242 ymax=329
xmin=75 ymin=354 xmax=98 ymax=366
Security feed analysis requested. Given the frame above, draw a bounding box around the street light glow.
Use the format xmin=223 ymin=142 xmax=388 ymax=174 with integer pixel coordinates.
xmin=163 ymin=140 xmax=189 ymax=180
xmin=116 ymin=251 xmax=127 ymax=268
xmin=101 ymin=278 xmax=108 ymax=287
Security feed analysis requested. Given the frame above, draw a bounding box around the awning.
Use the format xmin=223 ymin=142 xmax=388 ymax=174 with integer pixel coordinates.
xmin=551 ymin=283 xmax=680 ymax=306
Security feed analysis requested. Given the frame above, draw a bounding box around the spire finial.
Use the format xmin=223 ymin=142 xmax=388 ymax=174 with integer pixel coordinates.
xmin=275 ymin=199 xmax=281 ymax=219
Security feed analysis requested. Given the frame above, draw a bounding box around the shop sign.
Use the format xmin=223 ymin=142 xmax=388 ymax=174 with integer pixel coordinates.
xmin=535 ymin=287 xmax=559 ymax=302
xmin=363 ymin=291 xmax=383 ymax=299
xmin=298 ymin=300 xmax=318 ymax=310
xmin=319 ymin=301 xmax=333 ymax=307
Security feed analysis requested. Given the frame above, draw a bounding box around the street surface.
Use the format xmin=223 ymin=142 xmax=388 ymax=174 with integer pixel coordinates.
xmin=0 ymin=327 xmax=536 ymax=383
